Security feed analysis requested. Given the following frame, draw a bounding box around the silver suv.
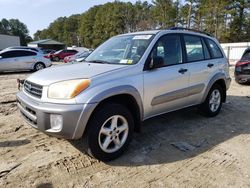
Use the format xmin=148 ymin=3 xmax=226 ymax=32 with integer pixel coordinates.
xmin=17 ymin=28 xmax=231 ymax=161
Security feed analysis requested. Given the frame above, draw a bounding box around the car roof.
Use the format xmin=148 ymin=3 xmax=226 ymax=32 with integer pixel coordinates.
xmin=8 ymin=46 xmax=37 ymax=49
xmin=0 ymin=49 xmax=38 ymax=54
xmin=118 ymin=28 xmax=215 ymax=40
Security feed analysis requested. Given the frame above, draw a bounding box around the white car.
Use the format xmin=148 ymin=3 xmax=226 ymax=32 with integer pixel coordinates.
xmin=0 ymin=49 xmax=51 ymax=72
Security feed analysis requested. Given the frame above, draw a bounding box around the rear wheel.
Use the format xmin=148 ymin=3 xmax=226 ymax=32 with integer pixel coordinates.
xmin=199 ymin=84 xmax=223 ymax=117
xmin=34 ymin=62 xmax=45 ymax=71
xmin=83 ymin=103 xmax=134 ymax=161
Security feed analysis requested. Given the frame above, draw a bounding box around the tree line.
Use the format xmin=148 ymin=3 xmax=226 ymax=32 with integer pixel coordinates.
xmin=1 ymin=0 xmax=249 ymax=48
xmin=0 ymin=18 xmax=32 ymax=46
xmin=34 ymin=0 xmax=250 ymax=48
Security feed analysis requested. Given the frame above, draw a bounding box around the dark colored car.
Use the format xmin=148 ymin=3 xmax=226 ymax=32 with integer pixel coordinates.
xmin=49 ymin=49 xmax=78 ymax=62
xmin=235 ymin=48 xmax=250 ymax=84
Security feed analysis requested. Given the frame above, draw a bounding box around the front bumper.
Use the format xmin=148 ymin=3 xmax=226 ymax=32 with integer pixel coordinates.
xmin=16 ymin=91 xmax=97 ymax=139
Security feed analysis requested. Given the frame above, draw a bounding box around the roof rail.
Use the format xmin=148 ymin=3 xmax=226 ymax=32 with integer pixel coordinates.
xmin=168 ymin=27 xmax=214 ymax=37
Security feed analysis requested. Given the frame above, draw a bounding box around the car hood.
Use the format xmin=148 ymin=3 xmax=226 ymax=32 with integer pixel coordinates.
xmin=27 ymin=62 xmax=128 ymax=86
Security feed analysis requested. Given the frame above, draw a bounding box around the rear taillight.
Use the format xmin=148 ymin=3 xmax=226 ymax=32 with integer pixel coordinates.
xmin=44 ymin=55 xmax=49 ymax=59
xmin=236 ymin=61 xmax=250 ymax=67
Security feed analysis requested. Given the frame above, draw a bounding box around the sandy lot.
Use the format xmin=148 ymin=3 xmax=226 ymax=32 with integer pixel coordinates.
xmin=0 ymin=68 xmax=250 ymax=188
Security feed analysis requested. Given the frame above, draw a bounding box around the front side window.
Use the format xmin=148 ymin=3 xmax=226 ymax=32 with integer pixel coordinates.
xmin=85 ymin=34 xmax=154 ymax=65
xmin=150 ymin=34 xmax=182 ymax=67
xmin=184 ymin=35 xmax=204 ymax=62
xmin=207 ymin=39 xmax=223 ymax=58
xmin=1 ymin=51 xmax=19 ymax=58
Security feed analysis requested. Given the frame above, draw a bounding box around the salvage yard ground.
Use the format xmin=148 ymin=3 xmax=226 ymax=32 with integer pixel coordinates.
xmin=0 ymin=67 xmax=250 ymax=188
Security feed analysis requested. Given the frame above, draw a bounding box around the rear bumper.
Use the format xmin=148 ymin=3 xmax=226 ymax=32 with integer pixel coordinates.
xmin=16 ymin=91 xmax=97 ymax=139
xmin=235 ymin=74 xmax=250 ymax=83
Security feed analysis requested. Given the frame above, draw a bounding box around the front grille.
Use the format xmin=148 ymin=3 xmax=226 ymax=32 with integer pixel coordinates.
xmin=17 ymin=99 xmax=37 ymax=126
xmin=24 ymin=80 xmax=43 ymax=98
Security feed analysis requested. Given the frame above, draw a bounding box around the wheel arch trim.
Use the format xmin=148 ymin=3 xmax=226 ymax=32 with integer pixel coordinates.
xmin=202 ymin=73 xmax=228 ymax=103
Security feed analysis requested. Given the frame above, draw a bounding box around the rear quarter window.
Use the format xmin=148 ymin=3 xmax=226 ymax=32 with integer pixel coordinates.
xmin=206 ymin=39 xmax=223 ymax=58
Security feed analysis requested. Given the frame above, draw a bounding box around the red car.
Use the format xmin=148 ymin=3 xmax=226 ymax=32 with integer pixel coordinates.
xmin=49 ymin=49 xmax=78 ymax=62
xmin=64 ymin=51 xmax=92 ymax=63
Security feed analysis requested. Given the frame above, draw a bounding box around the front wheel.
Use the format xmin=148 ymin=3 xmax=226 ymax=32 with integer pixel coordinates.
xmin=34 ymin=62 xmax=45 ymax=71
xmin=83 ymin=103 xmax=134 ymax=161
xmin=199 ymin=84 xmax=223 ymax=117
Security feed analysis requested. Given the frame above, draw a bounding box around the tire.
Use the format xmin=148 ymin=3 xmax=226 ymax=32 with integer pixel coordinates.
xmin=34 ymin=62 xmax=45 ymax=71
xmin=54 ymin=57 xmax=60 ymax=62
xmin=199 ymin=84 xmax=223 ymax=117
xmin=83 ymin=103 xmax=134 ymax=162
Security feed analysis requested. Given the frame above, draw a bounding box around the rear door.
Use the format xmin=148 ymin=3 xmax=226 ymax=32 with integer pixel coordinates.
xmin=143 ymin=34 xmax=190 ymax=118
xmin=15 ymin=50 xmax=37 ymax=70
xmin=183 ymin=35 xmax=222 ymax=105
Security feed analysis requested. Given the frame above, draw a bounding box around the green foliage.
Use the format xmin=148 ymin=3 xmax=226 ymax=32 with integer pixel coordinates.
xmin=34 ymin=0 xmax=250 ymax=48
xmin=0 ymin=18 xmax=32 ymax=46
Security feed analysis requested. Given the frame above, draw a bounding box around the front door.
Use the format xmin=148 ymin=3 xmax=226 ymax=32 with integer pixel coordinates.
xmin=143 ymin=34 xmax=190 ymax=119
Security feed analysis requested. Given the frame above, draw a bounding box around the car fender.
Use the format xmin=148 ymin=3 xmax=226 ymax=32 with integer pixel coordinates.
xmin=88 ymin=85 xmax=144 ymax=119
xmin=201 ymin=72 xmax=227 ymax=103
xmin=73 ymin=85 xmax=144 ymax=139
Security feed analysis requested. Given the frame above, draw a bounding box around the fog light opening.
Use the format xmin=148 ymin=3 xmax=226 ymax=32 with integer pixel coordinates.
xmin=50 ymin=114 xmax=63 ymax=131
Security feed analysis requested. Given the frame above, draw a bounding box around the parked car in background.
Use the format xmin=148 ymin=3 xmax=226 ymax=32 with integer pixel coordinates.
xmin=5 ymin=46 xmax=44 ymax=54
xmin=64 ymin=51 xmax=92 ymax=63
xmin=0 ymin=49 xmax=51 ymax=72
xmin=49 ymin=49 xmax=78 ymax=62
xmin=235 ymin=47 xmax=250 ymax=84
xmin=17 ymin=28 xmax=231 ymax=161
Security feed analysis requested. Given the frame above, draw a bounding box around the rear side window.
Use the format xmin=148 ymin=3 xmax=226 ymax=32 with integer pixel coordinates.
xmin=19 ymin=51 xmax=37 ymax=56
xmin=184 ymin=35 xmax=204 ymax=62
xmin=68 ymin=50 xmax=77 ymax=53
xmin=206 ymin=39 xmax=223 ymax=58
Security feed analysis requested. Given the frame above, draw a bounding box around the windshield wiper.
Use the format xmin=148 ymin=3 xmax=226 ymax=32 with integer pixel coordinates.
xmin=85 ymin=60 xmax=112 ymax=64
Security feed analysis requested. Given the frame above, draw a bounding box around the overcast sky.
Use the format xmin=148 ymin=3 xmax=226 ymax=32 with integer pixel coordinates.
xmin=0 ymin=0 xmax=146 ymax=37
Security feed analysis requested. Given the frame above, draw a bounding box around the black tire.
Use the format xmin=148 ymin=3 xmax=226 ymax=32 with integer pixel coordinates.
xmin=34 ymin=62 xmax=45 ymax=71
xmin=199 ymin=84 xmax=223 ymax=117
xmin=83 ymin=103 xmax=134 ymax=162
xmin=54 ymin=57 xmax=60 ymax=62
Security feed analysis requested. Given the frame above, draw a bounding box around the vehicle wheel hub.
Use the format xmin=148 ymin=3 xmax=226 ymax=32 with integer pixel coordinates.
xmin=98 ymin=115 xmax=129 ymax=153
xmin=209 ymin=89 xmax=221 ymax=112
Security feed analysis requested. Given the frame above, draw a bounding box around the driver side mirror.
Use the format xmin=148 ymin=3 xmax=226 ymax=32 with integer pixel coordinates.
xmin=149 ymin=56 xmax=164 ymax=69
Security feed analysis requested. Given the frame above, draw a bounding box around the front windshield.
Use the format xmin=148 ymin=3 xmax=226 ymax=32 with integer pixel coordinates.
xmin=85 ymin=34 xmax=154 ymax=65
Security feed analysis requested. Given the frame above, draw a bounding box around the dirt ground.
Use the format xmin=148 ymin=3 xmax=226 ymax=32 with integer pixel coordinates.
xmin=0 ymin=68 xmax=250 ymax=188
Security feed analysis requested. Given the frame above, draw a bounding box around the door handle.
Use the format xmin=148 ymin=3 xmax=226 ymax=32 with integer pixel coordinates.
xmin=207 ymin=63 xmax=214 ymax=68
xmin=178 ymin=68 xmax=188 ymax=74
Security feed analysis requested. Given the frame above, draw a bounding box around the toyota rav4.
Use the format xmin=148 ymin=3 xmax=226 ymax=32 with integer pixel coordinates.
xmin=17 ymin=28 xmax=231 ymax=161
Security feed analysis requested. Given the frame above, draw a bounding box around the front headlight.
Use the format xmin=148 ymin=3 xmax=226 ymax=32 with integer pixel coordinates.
xmin=48 ymin=79 xmax=90 ymax=99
